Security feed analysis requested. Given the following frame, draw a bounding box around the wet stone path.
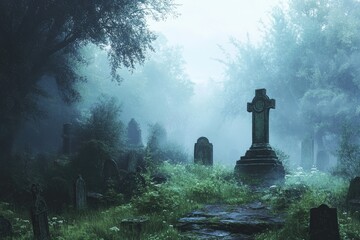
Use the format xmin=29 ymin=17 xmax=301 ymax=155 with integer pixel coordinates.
xmin=176 ymin=201 xmax=285 ymax=240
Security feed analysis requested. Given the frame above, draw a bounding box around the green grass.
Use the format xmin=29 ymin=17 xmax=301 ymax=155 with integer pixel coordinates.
xmin=256 ymin=168 xmax=360 ymax=240
xmin=2 ymin=163 xmax=359 ymax=239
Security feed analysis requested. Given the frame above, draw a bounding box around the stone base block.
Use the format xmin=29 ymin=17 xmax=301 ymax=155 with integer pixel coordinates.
xmin=235 ymin=161 xmax=285 ymax=186
xmin=235 ymin=148 xmax=285 ymax=186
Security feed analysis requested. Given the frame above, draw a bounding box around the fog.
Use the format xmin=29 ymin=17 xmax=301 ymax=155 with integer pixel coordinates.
xmin=14 ymin=0 xmax=360 ymax=170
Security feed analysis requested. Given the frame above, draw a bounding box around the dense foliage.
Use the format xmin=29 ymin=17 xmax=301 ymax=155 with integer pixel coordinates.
xmin=77 ymin=97 xmax=124 ymax=151
xmin=223 ymin=0 xmax=360 ymax=149
xmin=1 ymin=163 xmax=359 ymax=239
xmin=0 ymin=0 xmax=175 ymax=162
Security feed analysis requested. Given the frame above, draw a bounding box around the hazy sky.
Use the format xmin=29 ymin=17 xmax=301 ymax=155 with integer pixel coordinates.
xmin=149 ymin=0 xmax=283 ymax=86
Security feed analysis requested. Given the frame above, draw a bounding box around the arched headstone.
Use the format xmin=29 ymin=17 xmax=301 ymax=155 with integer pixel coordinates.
xmin=309 ymin=204 xmax=340 ymax=240
xmin=194 ymin=137 xmax=213 ymax=166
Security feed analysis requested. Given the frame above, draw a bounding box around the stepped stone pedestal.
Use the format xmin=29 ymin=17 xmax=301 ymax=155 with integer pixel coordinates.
xmin=235 ymin=89 xmax=285 ymax=185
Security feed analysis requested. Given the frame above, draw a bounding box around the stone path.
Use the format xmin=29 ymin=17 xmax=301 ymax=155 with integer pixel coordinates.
xmin=176 ymin=202 xmax=284 ymax=240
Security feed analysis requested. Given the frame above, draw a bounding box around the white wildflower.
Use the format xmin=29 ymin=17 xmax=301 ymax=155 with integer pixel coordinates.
xmin=109 ymin=226 xmax=120 ymax=232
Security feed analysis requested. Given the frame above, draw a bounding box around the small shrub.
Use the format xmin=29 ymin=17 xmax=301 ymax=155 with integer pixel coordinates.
xmin=333 ymin=123 xmax=360 ymax=180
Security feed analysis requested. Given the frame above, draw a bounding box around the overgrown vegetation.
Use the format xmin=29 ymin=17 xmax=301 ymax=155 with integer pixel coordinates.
xmin=333 ymin=123 xmax=360 ymax=180
xmin=1 ymin=160 xmax=359 ymax=239
xmin=0 ymin=163 xmax=253 ymax=239
xmin=256 ymin=168 xmax=359 ymax=240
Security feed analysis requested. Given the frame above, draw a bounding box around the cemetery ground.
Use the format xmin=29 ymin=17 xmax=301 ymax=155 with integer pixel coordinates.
xmin=1 ymin=162 xmax=360 ymax=239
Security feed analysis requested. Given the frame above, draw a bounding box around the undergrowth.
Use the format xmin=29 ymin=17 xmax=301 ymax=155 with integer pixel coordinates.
xmin=256 ymin=167 xmax=359 ymax=240
xmin=1 ymin=164 xmax=359 ymax=239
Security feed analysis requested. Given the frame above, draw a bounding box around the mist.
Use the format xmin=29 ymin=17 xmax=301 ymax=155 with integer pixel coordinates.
xmin=13 ymin=0 xmax=359 ymax=170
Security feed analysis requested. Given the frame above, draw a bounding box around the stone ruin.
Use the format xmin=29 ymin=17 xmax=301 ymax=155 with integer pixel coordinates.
xmin=194 ymin=137 xmax=213 ymax=166
xmin=235 ymin=89 xmax=285 ymax=185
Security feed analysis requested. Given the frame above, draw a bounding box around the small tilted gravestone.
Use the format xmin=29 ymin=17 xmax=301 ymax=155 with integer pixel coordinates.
xmin=316 ymin=150 xmax=329 ymax=172
xmin=235 ymin=89 xmax=285 ymax=185
xmin=30 ymin=184 xmax=50 ymax=240
xmin=75 ymin=175 xmax=87 ymax=210
xmin=194 ymin=137 xmax=213 ymax=166
xmin=309 ymin=204 xmax=340 ymax=240
xmin=301 ymin=137 xmax=314 ymax=171
xmin=346 ymin=176 xmax=360 ymax=211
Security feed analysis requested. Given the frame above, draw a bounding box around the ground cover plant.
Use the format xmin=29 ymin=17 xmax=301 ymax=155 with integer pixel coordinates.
xmin=256 ymin=168 xmax=360 ymax=240
xmin=1 ymin=161 xmax=359 ymax=239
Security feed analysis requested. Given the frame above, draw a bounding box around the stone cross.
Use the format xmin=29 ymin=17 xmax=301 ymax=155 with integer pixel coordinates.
xmin=235 ymin=88 xmax=284 ymax=185
xmin=247 ymin=89 xmax=275 ymax=149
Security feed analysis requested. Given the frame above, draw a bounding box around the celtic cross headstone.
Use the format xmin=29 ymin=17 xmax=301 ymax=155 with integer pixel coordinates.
xmin=235 ymin=89 xmax=284 ymax=185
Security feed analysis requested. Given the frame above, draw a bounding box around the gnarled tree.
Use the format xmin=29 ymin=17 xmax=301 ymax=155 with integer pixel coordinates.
xmin=0 ymin=0 xmax=175 ymax=161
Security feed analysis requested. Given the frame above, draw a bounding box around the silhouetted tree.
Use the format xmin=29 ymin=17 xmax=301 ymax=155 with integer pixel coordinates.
xmin=222 ymin=0 xmax=360 ymax=146
xmin=0 ymin=0 xmax=175 ymax=162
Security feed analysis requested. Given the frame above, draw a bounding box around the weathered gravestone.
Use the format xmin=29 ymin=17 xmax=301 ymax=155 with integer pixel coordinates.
xmin=103 ymin=158 xmax=120 ymax=181
xmin=301 ymin=137 xmax=314 ymax=170
xmin=75 ymin=175 xmax=87 ymax=210
xmin=316 ymin=150 xmax=329 ymax=172
xmin=0 ymin=215 xmax=12 ymax=238
xmin=235 ymin=89 xmax=285 ymax=185
xmin=102 ymin=158 xmax=120 ymax=189
xmin=309 ymin=204 xmax=340 ymax=240
xmin=346 ymin=176 xmax=360 ymax=211
xmin=62 ymin=123 xmax=72 ymax=155
xmin=30 ymin=184 xmax=50 ymax=240
xmin=194 ymin=137 xmax=213 ymax=166
xmin=127 ymin=118 xmax=143 ymax=147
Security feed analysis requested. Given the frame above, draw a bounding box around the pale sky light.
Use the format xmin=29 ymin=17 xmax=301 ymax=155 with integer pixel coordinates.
xmin=149 ymin=0 xmax=283 ymax=85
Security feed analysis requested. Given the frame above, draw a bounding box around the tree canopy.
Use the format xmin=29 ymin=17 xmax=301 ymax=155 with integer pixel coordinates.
xmin=0 ymin=0 xmax=175 ymax=157
xmin=222 ymin=0 xmax=360 ymax=147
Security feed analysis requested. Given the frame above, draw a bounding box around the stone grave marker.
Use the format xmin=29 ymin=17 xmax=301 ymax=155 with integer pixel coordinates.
xmin=301 ymin=137 xmax=314 ymax=170
xmin=309 ymin=204 xmax=340 ymax=240
xmin=62 ymin=123 xmax=72 ymax=155
xmin=30 ymin=184 xmax=50 ymax=240
xmin=346 ymin=176 xmax=360 ymax=211
xmin=316 ymin=150 xmax=329 ymax=172
xmin=102 ymin=158 xmax=120 ymax=189
xmin=194 ymin=137 xmax=213 ymax=166
xmin=127 ymin=118 xmax=143 ymax=147
xmin=75 ymin=175 xmax=87 ymax=210
xmin=235 ymin=89 xmax=285 ymax=185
